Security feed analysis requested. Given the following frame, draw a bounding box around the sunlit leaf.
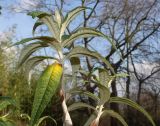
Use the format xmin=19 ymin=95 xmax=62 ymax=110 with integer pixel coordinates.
xmin=30 ymin=63 xmax=63 ymax=126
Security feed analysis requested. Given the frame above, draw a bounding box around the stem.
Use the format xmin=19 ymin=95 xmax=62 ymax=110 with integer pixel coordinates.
xmin=59 ymin=49 xmax=73 ymax=126
xmin=60 ymin=89 xmax=73 ymax=126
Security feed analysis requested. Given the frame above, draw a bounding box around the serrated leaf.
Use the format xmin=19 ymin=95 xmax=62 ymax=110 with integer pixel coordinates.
xmin=18 ymin=42 xmax=48 ymax=67
xmin=109 ymin=97 xmax=156 ymax=126
xmin=60 ymin=7 xmax=86 ymax=38
xmin=65 ymin=46 xmax=115 ymax=74
xmin=68 ymin=102 xmax=96 ymax=112
xmin=102 ymin=110 xmax=128 ymax=126
xmin=30 ymin=63 xmax=63 ymax=126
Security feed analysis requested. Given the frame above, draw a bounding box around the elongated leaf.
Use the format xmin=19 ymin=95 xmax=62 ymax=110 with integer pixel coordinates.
xmin=32 ymin=20 xmax=44 ymax=36
xmin=69 ymin=89 xmax=100 ymax=102
xmin=55 ymin=9 xmax=62 ymax=28
xmin=62 ymin=27 xmax=113 ymax=47
xmin=28 ymin=11 xmax=51 ymax=19
xmin=97 ymin=83 xmax=110 ymax=105
xmin=25 ymin=56 xmax=56 ymax=71
xmin=28 ymin=11 xmax=60 ymax=39
xmin=0 ymin=120 xmax=15 ymax=126
xmin=99 ymin=69 xmax=111 ymax=85
xmin=109 ymin=97 xmax=156 ymax=126
xmin=102 ymin=110 xmax=128 ymax=126
xmin=30 ymin=63 xmax=63 ymax=126
xmin=68 ymin=102 xmax=96 ymax=112
xmin=24 ymin=56 xmax=58 ymax=83
xmin=99 ymin=68 xmax=113 ymax=88
xmin=35 ymin=116 xmax=57 ymax=126
xmin=20 ymin=114 xmax=31 ymax=121
xmin=84 ymin=112 xmax=97 ymax=126
xmin=65 ymin=46 xmax=115 ymax=73
xmin=70 ymin=57 xmax=80 ymax=87
xmin=14 ymin=36 xmax=58 ymax=46
xmin=60 ymin=7 xmax=86 ymax=38
xmin=18 ymin=42 xmax=48 ymax=67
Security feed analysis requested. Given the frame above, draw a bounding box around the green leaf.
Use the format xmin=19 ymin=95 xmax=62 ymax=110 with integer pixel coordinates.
xmin=60 ymin=7 xmax=86 ymax=38
xmin=70 ymin=57 xmax=80 ymax=87
xmin=62 ymin=27 xmax=113 ymax=48
xmin=102 ymin=110 xmax=128 ymax=126
xmin=30 ymin=63 xmax=63 ymax=126
xmin=0 ymin=101 xmax=11 ymax=111
xmin=24 ymin=56 xmax=58 ymax=82
xmin=35 ymin=116 xmax=57 ymax=126
xmin=0 ymin=96 xmax=16 ymax=111
xmin=109 ymin=97 xmax=156 ymax=126
xmin=55 ymin=9 xmax=62 ymax=28
xmin=13 ymin=36 xmax=58 ymax=46
xmin=84 ymin=112 xmax=97 ymax=126
xmin=28 ymin=11 xmax=51 ymax=19
xmin=68 ymin=102 xmax=96 ymax=112
xmin=65 ymin=46 xmax=115 ymax=74
xmin=18 ymin=42 xmax=48 ymax=67
xmin=97 ymin=83 xmax=110 ymax=105
xmin=28 ymin=11 xmax=60 ymax=39
xmin=99 ymin=68 xmax=112 ymax=86
xmin=20 ymin=114 xmax=31 ymax=121
xmin=32 ymin=21 xmax=44 ymax=36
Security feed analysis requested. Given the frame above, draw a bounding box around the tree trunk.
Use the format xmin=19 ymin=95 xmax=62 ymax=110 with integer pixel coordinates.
xmin=110 ymin=80 xmax=119 ymax=126
xmin=137 ymin=82 xmax=142 ymax=104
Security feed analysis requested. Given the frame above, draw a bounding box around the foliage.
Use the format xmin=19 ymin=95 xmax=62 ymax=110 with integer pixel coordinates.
xmin=13 ymin=6 xmax=156 ymax=126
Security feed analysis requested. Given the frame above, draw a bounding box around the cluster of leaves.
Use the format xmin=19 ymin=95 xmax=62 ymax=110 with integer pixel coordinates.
xmin=13 ymin=6 xmax=156 ymax=126
xmin=0 ymin=96 xmax=16 ymax=126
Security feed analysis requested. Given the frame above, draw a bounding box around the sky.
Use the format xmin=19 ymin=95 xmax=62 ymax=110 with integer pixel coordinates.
xmin=0 ymin=0 xmax=111 ymax=56
xmin=0 ymin=0 xmax=36 ymax=40
xmin=0 ymin=0 xmax=83 ymax=40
